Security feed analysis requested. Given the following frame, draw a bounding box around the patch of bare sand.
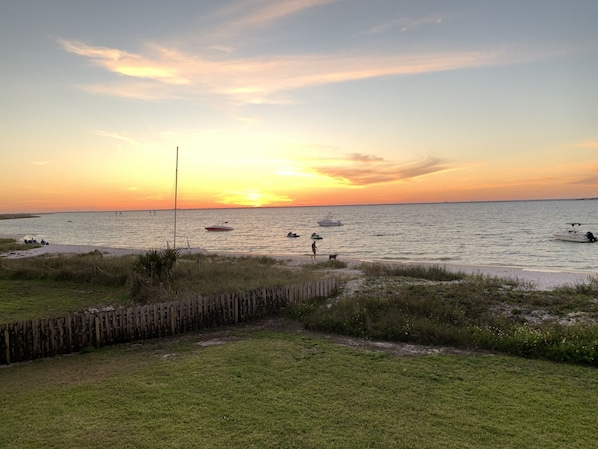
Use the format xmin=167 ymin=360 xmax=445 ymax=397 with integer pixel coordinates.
xmin=151 ymin=318 xmax=474 ymax=359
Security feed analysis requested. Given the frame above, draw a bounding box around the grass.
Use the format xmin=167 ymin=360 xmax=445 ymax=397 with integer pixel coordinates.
xmin=1 ymin=327 xmax=596 ymax=449
xmin=0 ymin=250 xmax=341 ymax=324
xmin=0 ymin=280 xmax=130 ymax=323
xmin=2 ymin=251 xmax=598 ymax=447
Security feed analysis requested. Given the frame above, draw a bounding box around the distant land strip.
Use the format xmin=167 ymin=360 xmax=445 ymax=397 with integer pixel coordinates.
xmin=0 ymin=213 xmax=39 ymax=220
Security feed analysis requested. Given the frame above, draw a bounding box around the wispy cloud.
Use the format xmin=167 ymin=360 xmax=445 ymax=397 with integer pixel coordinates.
xmin=57 ymin=0 xmax=556 ymax=106
xmin=58 ymin=39 xmax=190 ymax=85
xmin=572 ymin=140 xmax=598 ymax=148
xmin=60 ymin=37 xmax=521 ymax=104
xmin=570 ymin=164 xmax=598 ymax=185
xmin=572 ymin=175 xmax=598 ymax=185
xmin=90 ymin=130 xmax=142 ymax=146
xmin=80 ymin=82 xmax=176 ymax=102
xmin=357 ymin=16 xmax=443 ymax=36
xmin=208 ymin=0 xmax=340 ymax=34
xmin=312 ymin=153 xmax=453 ymax=185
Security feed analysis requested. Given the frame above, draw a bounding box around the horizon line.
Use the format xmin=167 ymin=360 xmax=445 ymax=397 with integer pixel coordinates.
xmin=7 ymin=196 xmax=598 ymax=215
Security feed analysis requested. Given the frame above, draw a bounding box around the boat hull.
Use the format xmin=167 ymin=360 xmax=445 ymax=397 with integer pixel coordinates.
xmin=205 ymin=226 xmax=233 ymax=232
xmin=553 ymin=234 xmax=594 ymax=243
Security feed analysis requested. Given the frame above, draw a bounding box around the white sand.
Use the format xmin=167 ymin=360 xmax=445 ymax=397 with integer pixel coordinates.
xmin=2 ymin=243 xmax=596 ymax=291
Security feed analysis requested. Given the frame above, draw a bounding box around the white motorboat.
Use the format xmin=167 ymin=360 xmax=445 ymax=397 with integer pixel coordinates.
xmin=552 ymin=223 xmax=597 ymax=243
xmin=317 ymin=214 xmax=343 ymax=227
xmin=205 ymin=222 xmax=233 ymax=232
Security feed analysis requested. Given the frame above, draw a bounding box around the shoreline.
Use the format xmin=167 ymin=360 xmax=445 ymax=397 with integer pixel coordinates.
xmin=2 ymin=242 xmax=597 ymax=291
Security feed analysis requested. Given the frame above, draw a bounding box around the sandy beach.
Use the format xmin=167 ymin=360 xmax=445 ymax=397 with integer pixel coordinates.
xmin=2 ymin=242 xmax=597 ymax=291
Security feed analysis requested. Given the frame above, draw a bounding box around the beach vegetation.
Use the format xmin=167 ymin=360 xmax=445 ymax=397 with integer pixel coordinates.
xmin=0 ymin=238 xmax=40 ymax=253
xmin=134 ymin=248 xmax=180 ymax=284
xmin=553 ymin=274 xmax=598 ymax=295
xmin=2 ymin=252 xmax=598 ymax=366
xmin=300 ymin=258 xmax=348 ymax=270
xmin=0 ymin=252 xmax=333 ymax=323
xmin=300 ymin=263 xmax=598 ymax=366
xmin=359 ymin=262 xmax=464 ymax=281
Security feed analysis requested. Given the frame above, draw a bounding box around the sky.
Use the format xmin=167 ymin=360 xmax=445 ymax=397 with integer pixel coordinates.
xmin=1 ymin=0 xmax=597 ymax=213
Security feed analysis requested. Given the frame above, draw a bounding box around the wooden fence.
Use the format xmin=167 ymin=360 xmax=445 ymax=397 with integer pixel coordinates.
xmin=0 ymin=278 xmax=337 ymax=365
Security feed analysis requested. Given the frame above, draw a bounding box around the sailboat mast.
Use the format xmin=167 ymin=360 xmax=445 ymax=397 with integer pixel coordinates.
xmin=174 ymin=146 xmax=179 ymax=249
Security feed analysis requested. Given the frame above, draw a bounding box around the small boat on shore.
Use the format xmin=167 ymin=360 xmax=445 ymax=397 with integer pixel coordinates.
xmin=205 ymin=222 xmax=233 ymax=232
xmin=311 ymin=233 xmax=323 ymax=240
xmin=552 ymin=223 xmax=597 ymax=242
xmin=317 ymin=214 xmax=343 ymax=227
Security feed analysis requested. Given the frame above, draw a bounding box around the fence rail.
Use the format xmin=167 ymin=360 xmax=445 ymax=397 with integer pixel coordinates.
xmin=1 ymin=279 xmax=337 ymax=365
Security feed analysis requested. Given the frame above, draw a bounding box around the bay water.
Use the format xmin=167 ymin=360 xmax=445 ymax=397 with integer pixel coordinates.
xmin=2 ymin=200 xmax=597 ymax=272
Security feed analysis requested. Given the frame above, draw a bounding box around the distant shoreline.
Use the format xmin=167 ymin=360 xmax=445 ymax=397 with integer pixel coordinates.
xmin=0 ymin=214 xmax=39 ymax=220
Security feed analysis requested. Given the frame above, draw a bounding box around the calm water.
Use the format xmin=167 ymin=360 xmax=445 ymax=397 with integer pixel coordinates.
xmin=2 ymin=200 xmax=598 ymax=272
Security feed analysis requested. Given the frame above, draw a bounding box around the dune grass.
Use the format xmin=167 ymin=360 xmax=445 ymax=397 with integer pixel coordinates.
xmin=0 ymin=251 xmax=339 ymax=324
xmin=1 ymin=327 xmax=596 ymax=449
xmin=298 ymin=263 xmax=598 ymax=366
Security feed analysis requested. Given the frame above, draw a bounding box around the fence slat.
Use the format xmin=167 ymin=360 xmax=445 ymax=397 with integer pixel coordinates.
xmin=0 ymin=278 xmax=336 ymax=365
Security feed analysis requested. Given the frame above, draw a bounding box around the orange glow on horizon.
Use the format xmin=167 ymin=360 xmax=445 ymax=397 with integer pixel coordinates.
xmin=2 ymin=154 xmax=598 ymax=214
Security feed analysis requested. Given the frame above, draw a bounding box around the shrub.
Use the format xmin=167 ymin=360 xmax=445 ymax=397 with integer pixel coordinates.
xmin=135 ymin=248 xmax=180 ymax=285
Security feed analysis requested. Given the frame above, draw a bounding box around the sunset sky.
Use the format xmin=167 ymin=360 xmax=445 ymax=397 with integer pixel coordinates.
xmin=1 ymin=1 xmax=597 ymax=213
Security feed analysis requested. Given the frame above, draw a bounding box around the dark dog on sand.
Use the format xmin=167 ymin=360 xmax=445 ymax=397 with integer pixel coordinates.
xmin=328 ymin=254 xmax=337 ymax=260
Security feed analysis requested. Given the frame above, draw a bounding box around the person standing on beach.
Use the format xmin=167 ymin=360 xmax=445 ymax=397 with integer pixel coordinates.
xmin=311 ymin=240 xmax=317 ymax=260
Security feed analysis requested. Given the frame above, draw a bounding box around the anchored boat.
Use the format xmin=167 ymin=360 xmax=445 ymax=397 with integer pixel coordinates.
xmin=552 ymin=223 xmax=597 ymax=243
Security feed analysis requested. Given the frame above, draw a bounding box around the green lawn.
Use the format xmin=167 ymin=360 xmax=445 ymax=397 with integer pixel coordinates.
xmin=0 ymin=280 xmax=131 ymax=323
xmin=1 ymin=325 xmax=596 ymax=449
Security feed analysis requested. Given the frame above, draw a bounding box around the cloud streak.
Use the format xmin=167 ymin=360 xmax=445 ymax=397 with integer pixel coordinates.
xmin=58 ymin=39 xmax=190 ymax=85
xmin=357 ymin=15 xmax=443 ymax=36
xmin=312 ymin=153 xmax=452 ymax=185
xmin=56 ymin=1 xmax=547 ymax=105
xmin=59 ymin=36 xmax=526 ymax=105
xmin=572 ymin=141 xmax=598 ymax=148
xmin=207 ymin=0 xmax=340 ymax=35
xmin=90 ymin=130 xmax=142 ymax=146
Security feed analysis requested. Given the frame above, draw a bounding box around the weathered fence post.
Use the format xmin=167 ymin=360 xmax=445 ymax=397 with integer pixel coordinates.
xmin=170 ymin=304 xmax=177 ymax=335
xmin=4 ymin=328 xmax=10 ymax=365
xmin=94 ymin=315 xmax=101 ymax=349
xmin=234 ymin=295 xmax=239 ymax=324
